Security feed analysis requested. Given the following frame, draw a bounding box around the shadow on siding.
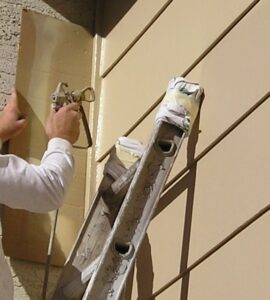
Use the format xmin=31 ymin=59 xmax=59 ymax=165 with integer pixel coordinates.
xmin=42 ymin=0 xmax=137 ymax=37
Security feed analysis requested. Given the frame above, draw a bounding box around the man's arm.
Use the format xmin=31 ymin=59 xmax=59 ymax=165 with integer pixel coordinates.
xmin=0 ymin=88 xmax=81 ymax=213
xmin=0 ymin=138 xmax=74 ymax=212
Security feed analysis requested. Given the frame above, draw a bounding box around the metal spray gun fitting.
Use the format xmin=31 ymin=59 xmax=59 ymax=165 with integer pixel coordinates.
xmin=51 ymin=82 xmax=95 ymax=148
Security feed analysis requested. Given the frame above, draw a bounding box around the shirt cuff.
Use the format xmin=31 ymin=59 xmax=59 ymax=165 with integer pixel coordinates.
xmin=47 ymin=137 xmax=73 ymax=154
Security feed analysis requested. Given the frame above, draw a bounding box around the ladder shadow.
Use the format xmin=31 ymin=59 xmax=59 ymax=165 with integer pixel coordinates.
xmin=178 ymin=115 xmax=201 ymax=300
xmin=153 ymin=113 xmax=202 ymax=300
xmin=136 ymin=234 xmax=154 ymax=300
xmin=122 ymin=234 xmax=154 ymax=300
xmin=42 ymin=0 xmax=95 ymax=33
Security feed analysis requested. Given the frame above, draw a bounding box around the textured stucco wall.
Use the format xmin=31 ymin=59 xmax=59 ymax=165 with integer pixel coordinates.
xmin=0 ymin=0 xmax=94 ymax=107
xmin=7 ymin=257 xmax=62 ymax=300
xmin=0 ymin=1 xmax=60 ymax=107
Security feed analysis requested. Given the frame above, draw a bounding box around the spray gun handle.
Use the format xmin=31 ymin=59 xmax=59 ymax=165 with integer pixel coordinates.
xmin=71 ymin=87 xmax=95 ymax=104
xmin=51 ymin=82 xmax=95 ymax=148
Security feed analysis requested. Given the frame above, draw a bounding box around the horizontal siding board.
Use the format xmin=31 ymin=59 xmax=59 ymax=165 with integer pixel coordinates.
xmin=96 ymin=0 xmax=254 ymax=159
xmin=189 ymin=98 xmax=270 ymax=261
xmin=188 ymin=216 xmax=270 ymax=299
xmin=100 ymin=0 xmax=170 ymax=75
xmin=158 ymin=2 xmax=270 ymax=295
xmin=124 ymin=0 xmax=269 ymax=195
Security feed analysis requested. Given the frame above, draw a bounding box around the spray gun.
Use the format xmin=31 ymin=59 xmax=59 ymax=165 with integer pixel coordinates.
xmin=51 ymin=82 xmax=95 ymax=148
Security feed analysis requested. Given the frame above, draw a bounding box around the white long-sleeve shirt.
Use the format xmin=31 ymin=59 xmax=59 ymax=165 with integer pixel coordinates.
xmin=0 ymin=137 xmax=75 ymax=299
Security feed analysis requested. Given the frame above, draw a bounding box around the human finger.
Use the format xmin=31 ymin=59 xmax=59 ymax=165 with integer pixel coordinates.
xmin=4 ymin=87 xmax=18 ymax=111
xmin=4 ymin=88 xmax=27 ymax=122
xmin=64 ymin=102 xmax=80 ymax=111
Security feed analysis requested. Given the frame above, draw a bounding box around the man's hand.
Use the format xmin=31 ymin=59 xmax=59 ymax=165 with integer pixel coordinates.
xmin=0 ymin=88 xmax=27 ymax=142
xmin=45 ymin=103 xmax=81 ymax=145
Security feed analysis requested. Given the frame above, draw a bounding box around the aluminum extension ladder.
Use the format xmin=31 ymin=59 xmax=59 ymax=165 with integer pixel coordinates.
xmin=53 ymin=77 xmax=204 ymax=300
xmin=52 ymin=138 xmax=143 ymax=299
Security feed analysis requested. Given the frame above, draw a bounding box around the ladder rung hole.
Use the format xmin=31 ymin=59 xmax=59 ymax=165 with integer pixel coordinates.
xmin=114 ymin=241 xmax=132 ymax=257
xmin=157 ymin=139 xmax=175 ymax=156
